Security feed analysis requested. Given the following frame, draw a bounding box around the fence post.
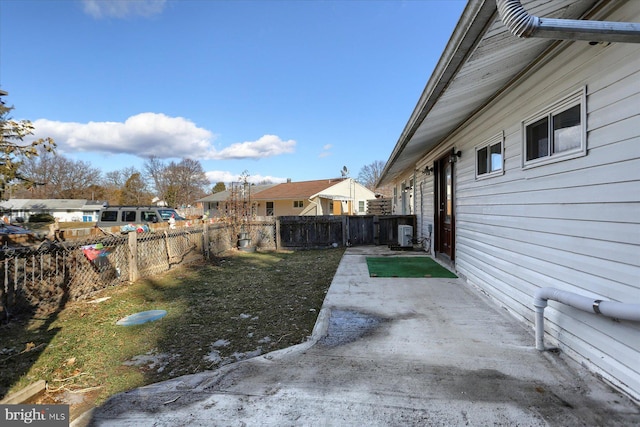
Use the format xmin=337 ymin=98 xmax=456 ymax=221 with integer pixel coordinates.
xmin=203 ymin=222 xmax=209 ymax=259
xmin=128 ymin=232 xmax=139 ymax=282
xmin=1 ymin=258 xmax=8 ymax=319
xmin=373 ymin=215 xmax=380 ymax=245
xmin=275 ymin=217 xmax=281 ymax=250
xmin=342 ymin=216 xmax=348 ymax=246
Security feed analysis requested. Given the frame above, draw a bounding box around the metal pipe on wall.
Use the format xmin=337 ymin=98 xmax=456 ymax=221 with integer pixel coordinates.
xmin=496 ymin=0 xmax=640 ymax=43
xmin=533 ymin=287 xmax=640 ymax=350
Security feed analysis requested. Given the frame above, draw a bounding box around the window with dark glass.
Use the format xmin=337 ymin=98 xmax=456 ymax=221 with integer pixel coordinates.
xmin=526 ymin=117 xmax=549 ymax=161
xmin=122 ymin=211 xmax=136 ymax=222
xmin=523 ymin=89 xmax=585 ymax=166
xmin=475 ymin=133 xmax=504 ymax=178
xmin=100 ymin=211 xmax=118 ymax=222
xmin=553 ymin=104 xmax=581 ymax=153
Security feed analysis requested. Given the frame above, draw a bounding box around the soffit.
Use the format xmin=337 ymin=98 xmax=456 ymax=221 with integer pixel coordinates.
xmin=378 ymin=0 xmax=600 ymax=186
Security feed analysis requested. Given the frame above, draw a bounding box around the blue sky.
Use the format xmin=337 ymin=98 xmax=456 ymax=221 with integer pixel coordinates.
xmin=0 ymin=0 xmax=465 ymax=185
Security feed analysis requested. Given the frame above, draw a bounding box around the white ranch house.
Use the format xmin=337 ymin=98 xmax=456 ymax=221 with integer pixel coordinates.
xmin=378 ymin=0 xmax=640 ymax=400
xmin=0 ymin=199 xmax=107 ymax=223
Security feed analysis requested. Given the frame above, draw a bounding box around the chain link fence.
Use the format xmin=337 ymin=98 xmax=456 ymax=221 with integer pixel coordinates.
xmin=0 ymin=220 xmax=279 ymax=321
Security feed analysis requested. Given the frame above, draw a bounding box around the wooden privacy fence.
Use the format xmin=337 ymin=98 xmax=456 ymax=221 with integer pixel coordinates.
xmin=277 ymin=215 xmax=416 ymax=248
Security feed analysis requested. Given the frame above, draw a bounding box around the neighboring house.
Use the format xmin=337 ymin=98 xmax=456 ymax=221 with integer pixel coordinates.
xmin=378 ymin=0 xmax=640 ymax=400
xmin=0 ymin=199 xmax=107 ymax=222
xmin=197 ymin=184 xmax=277 ymax=218
xmin=252 ymin=178 xmax=376 ymax=216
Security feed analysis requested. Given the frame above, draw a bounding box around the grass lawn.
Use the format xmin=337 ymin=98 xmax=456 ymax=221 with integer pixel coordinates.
xmin=0 ymin=247 xmax=345 ymax=419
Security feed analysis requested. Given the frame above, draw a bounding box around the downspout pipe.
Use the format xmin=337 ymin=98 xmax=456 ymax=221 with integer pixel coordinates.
xmin=533 ymin=287 xmax=640 ymax=351
xmin=497 ymin=0 xmax=640 ymax=44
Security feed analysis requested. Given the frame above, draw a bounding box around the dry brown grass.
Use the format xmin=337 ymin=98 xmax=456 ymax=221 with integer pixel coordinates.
xmin=0 ymin=247 xmax=345 ymax=419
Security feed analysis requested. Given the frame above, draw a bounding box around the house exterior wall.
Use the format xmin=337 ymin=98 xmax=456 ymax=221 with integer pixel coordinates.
xmin=392 ymin=175 xmax=417 ymax=216
xmin=253 ymin=179 xmax=375 ymax=217
xmin=255 ymin=199 xmax=308 ymax=217
xmin=405 ymin=3 xmax=640 ymax=399
xmin=414 ymin=166 xmax=436 ymax=252
xmin=10 ymin=209 xmax=87 ymax=222
xmin=316 ymin=179 xmax=375 ymax=215
xmin=6 ymin=207 xmax=102 ymax=223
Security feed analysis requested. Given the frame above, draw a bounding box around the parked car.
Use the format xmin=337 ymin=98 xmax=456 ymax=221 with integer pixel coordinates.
xmin=96 ymin=206 xmax=185 ymax=228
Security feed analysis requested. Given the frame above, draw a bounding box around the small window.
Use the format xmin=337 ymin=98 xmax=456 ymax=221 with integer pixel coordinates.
xmin=121 ymin=211 xmax=136 ymax=222
xmin=358 ymin=201 xmax=365 ymax=213
xmin=142 ymin=211 xmax=159 ymax=223
xmin=100 ymin=211 xmax=117 ymax=222
xmin=523 ymin=89 xmax=586 ymax=168
xmin=293 ymin=200 xmax=303 ymax=208
xmin=476 ymin=132 xmax=504 ymax=179
xmin=266 ymin=202 xmax=274 ymax=216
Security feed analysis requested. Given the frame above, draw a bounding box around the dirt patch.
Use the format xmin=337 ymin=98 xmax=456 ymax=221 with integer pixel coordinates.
xmin=0 ymin=247 xmax=345 ymax=421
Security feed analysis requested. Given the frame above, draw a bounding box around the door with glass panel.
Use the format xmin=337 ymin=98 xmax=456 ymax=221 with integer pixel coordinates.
xmin=435 ymin=154 xmax=455 ymax=260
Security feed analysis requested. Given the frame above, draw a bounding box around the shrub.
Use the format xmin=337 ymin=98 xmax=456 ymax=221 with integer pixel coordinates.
xmin=28 ymin=213 xmax=55 ymax=223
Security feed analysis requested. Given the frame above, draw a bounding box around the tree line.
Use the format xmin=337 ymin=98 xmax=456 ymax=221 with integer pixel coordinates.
xmin=13 ymin=152 xmax=212 ymax=207
xmin=2 ymin=93 xmax=389 ymax=208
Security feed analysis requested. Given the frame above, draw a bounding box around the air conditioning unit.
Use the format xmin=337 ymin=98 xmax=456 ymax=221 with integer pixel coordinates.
xmin=398 ymin=225 xmax=413 ymax=247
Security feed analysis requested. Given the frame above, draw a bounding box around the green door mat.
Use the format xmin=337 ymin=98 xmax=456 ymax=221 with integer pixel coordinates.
xmin=366 ymin=257 xmax=458 ymax=278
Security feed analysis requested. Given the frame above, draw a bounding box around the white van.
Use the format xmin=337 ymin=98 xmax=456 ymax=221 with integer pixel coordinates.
xmin=96 ymin=206 xmax=184 ymax=228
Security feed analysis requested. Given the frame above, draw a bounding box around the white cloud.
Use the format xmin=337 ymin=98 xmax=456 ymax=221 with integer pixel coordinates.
xmin=30 ymin=113 xmax=296 ymax=161
xmin=82 ymin=0 xmax=167 ymax=19
xmin=319 ymin=143 xmax=333 ymax=158
xmin=211 ymin=135 xmax=296 ymax=160
xmin=205 ymin=171 xmax=288 ymax=185
xmin=33 ymin=113 xmax=212 ymax=158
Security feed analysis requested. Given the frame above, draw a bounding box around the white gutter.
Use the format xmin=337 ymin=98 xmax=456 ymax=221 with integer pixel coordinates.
xmin=533 ymin=288 xmax=640 ymax=351
xmin=497 ymin=0 xmax=640 ymax=43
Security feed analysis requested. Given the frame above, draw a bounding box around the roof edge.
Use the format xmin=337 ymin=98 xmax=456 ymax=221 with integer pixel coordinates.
xmin=378 ymin=0 xmax=497 ymax=187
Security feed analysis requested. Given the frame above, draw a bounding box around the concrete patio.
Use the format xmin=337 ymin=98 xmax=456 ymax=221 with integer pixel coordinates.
xmin=85 ymin=246 xmax=640 ymax=426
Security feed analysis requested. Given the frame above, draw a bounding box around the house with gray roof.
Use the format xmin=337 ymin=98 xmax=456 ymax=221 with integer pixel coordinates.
xmin=0 ymin=199 xmax=107 ymax=223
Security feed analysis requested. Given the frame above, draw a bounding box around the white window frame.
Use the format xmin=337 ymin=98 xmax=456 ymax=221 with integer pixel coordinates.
xmin=293 ymin=200 xmax=303 ymax=208
xmin=522 ymin=88 xmax=587 ymax=169
xmin=475 ymin=131 xmax=504 ymax=180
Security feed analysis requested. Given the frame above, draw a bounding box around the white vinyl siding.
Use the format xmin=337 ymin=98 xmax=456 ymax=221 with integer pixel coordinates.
xmin=441 ymin=10 xmax=640 ymax=400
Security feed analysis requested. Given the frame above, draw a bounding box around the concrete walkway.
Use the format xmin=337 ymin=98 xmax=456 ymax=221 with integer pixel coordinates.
xmin=87 ymin=246 xmax=640 ymax=426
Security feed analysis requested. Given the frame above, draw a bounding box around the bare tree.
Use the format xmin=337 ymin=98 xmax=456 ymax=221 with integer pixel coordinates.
xmin=119 ymin=172 xmax=150 ymax=205
xmin=166 ymin=158 xmax=209 ymax=207
xmin=143 ymin=155 xmax=170 ymax=204
xmin=19 ymin=150 xmax=102 ymax=199
xmin=0 ymin=93 xmax=55 ymax=199
xmin=357 ymin=160 xmax=386 ymax=190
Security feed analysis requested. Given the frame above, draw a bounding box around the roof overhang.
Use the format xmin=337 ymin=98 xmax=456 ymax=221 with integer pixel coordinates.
xmin=316 ymin=194 xmax=351 ymax=201
xmin=377 ymin=0 xmax=608 ymax=187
